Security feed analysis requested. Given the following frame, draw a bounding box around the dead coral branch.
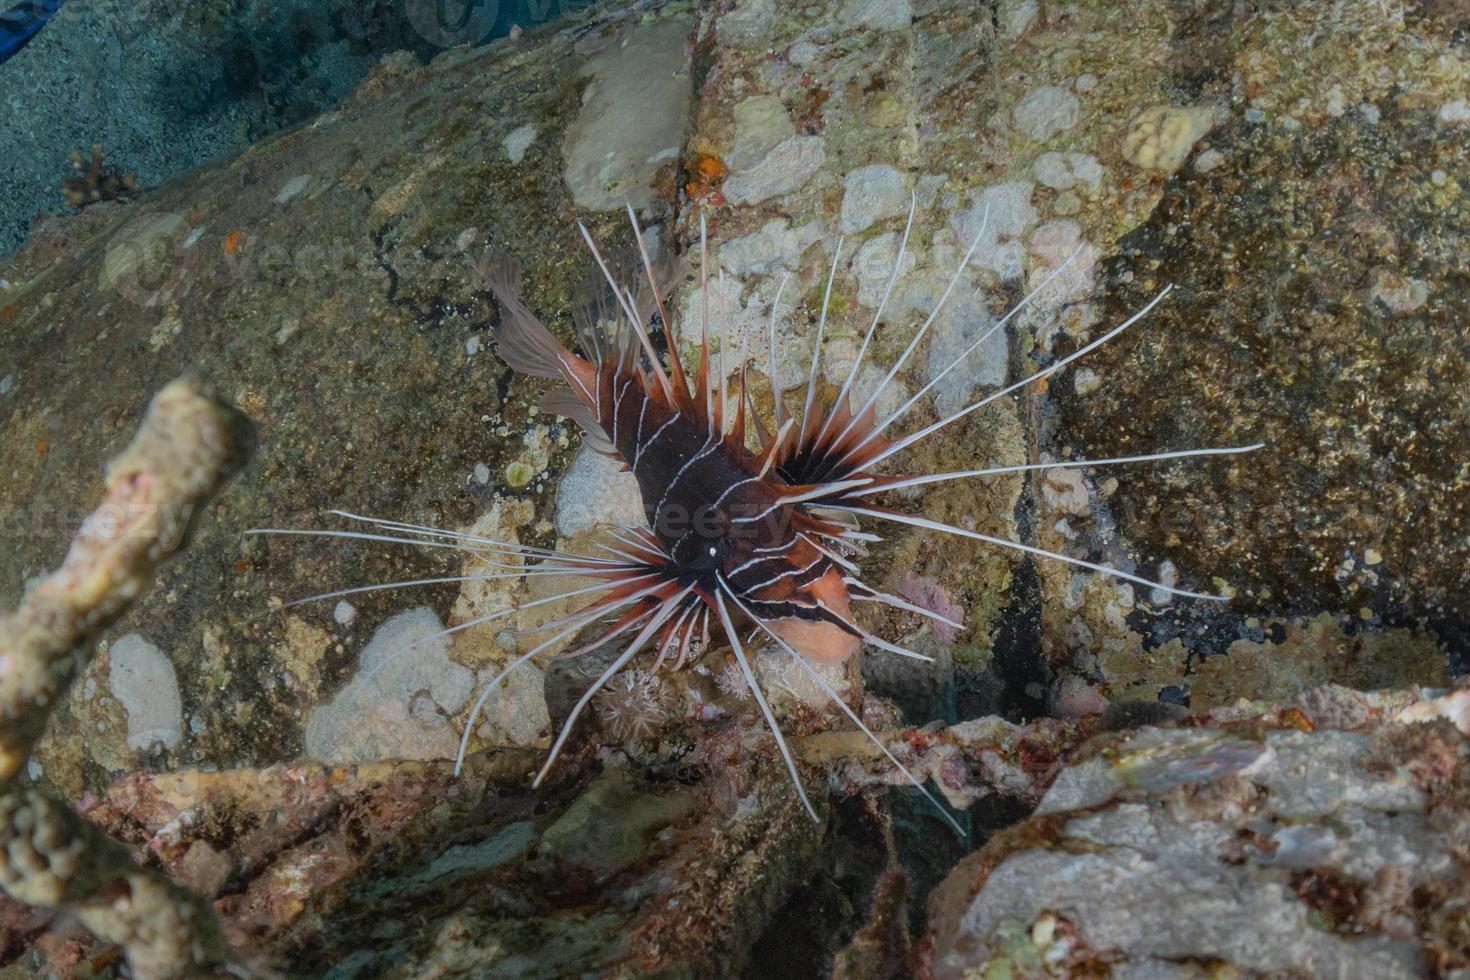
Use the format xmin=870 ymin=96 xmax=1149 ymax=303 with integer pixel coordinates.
xmin=0 ymin=378 xmax=253 ymax=979
xmin=60 ymin=145 xmax=139 ymax=208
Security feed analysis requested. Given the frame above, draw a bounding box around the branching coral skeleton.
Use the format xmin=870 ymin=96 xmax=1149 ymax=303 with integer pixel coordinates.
xmin=255 ymin=197 xmax=1262 ymax=833
xmin=0 ymin=379 xmax=251 ymax=979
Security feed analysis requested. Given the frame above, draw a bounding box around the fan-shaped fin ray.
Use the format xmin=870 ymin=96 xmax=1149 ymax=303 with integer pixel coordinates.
xmin=539 ymin=386 xmax=618 ymax=456
xmin=474 ymin=250 xmax=581 ymax=383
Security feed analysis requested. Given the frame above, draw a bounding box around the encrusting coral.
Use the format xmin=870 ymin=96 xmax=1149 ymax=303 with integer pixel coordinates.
xmin=59 ymin=145 xmax=139 ymax=209
xmin=0 ymin=378 xmax=253 ymax=979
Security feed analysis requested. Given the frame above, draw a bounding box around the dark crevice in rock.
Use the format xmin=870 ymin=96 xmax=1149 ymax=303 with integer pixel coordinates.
xmin=990 ymin=559 xmax=1046 ymax=722
xmin=743 ymin=792 xmax=893 ymax=980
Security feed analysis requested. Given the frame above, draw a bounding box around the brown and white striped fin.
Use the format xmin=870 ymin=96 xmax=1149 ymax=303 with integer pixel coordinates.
xmin=538 ymin=386 xmax=618 ymax=456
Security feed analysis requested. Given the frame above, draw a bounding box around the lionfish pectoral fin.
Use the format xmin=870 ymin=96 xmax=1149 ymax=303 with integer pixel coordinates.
xmin=769 ymin=616 xmax=860 ymax=664
xmin=475 ymin=249 xmax=595 ymax=393
xmin=769 ymin=567 xmax=860 ymax=664
xmin=538 ymin=387 xmax=617 ymax=456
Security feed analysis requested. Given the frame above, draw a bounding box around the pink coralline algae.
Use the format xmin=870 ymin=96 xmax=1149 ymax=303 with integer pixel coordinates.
xmin=897 ymin=574 xmax=965 ymax=644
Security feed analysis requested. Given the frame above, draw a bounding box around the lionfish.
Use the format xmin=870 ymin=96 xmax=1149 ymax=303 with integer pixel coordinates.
xmin=257 ymin=200 xmax=1259 ymax=833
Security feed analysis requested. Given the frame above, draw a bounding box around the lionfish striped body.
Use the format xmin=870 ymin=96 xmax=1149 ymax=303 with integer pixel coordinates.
xmin=473 ymin=216 xmax=906 ymax=678
xmin=256 ymin=201 xmax=1260 ymax=830
xmin=588 ymin=340 xmax=860 ymax=667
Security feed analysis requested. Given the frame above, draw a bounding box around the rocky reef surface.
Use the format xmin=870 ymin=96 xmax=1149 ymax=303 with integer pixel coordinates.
xmin=0 ymin=0 xmax=1465 ymax=975
xmin=923 ymin=684 xmax=1470 ymax=979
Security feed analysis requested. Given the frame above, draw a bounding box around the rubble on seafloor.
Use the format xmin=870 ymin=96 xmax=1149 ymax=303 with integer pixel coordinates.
xmin=4 ymin=683 xmax=1468 ymax=976
xmin=922 ymin=684 xmax=1470 ymax=979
